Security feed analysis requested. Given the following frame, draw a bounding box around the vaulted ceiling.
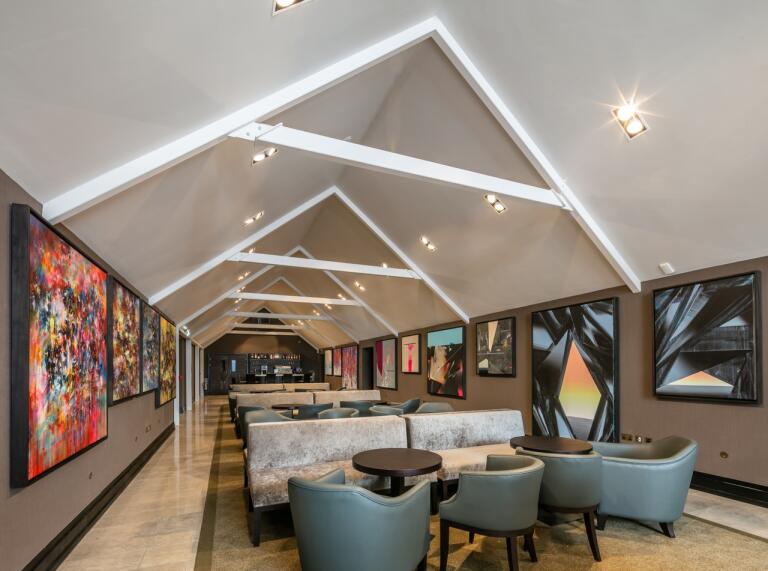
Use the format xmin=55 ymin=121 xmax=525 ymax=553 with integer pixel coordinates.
xmin=2 ymin=1 xmax=767 ymax=347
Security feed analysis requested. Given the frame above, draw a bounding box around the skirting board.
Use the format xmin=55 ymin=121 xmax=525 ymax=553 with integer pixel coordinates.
xmin=691 ymin=471 xmax=768 ymax=509
xmin=22 ymin=423 xmax=176 ymax=571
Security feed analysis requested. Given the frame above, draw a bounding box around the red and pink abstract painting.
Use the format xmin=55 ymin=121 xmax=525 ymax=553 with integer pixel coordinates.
xmin=342 ymin=345 xmax=358 ymax=389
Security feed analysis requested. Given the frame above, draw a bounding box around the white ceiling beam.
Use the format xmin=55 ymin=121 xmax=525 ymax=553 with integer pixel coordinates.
xmin=229 ymin=251 xmax=420 ymax=279
xmin=229 ymin=323 xmax=303 ymax=330
xmin=229 ymin=292 xmax=360 ymax=306
xmin=227 ymin=331 xmax=301 ymax=336
xmin=148 ymin=188 xmax=335 ymax=305
xmin=429 ymin=21 xmax=641 ymax=292
xmin=225 ymin=311 xmax=330 ymax=321
xmin=231 ymin=123 xmax=562 ymax=208
xmin=41 ymin=19 xmax=438 ymax=224
xmin=332 ymin=188 xmax=470 ymax=323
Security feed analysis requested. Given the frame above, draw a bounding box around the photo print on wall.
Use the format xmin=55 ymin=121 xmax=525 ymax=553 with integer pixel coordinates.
xmin=476 ymin=317 xmax=516 ymax=376
xmin=427 ymin=326 xmax=466 ymax=399
xmin=375 ymin=338 xmax=397 ymax=389
xmin=401 ymin=334 xmax=421 ymax=374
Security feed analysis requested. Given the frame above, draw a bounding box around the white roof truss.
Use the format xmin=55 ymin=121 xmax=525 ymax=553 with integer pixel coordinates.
xmin=229 ymin=251 xmax=420 ymax=279
xmin=230 ymin=292 xmax=360 ymax=306
xmin=226 ymin=311 xmax=330 ymax=321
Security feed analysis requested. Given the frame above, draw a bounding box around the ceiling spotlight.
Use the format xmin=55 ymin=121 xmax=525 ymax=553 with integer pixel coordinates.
xmin=337 ymin=293 xmax=346 ymax=300
xmin=252 ymin=148 xmax=278 ymax=165
xmin=381 ymin=262 xmax=388 ymax=269
xmin=359 ymin=285 xmax=366 ymax=292
xmin=264 ymin=147 xmax=277 ymax=158
xmin=420 ymin=236 xmax=430 ymax=246
xmin=354 ymin=281 xmax=360 ymax=288
xmin=244 ymin=211 xmax=265 ymax=226
xmin=420 ymin=236 xmax=437 ymax=251
xmin=324 ymin=304 xmax=332 ymax=310
xmin=484 ymin=194 xmax=507 ymax=214
xmin=612 ymin=100 xmax=648 ymax=140
xmin=273 ymin=0 xmax=311 ymax=14
xmin=248 ymin=247 xmax=255 ymax=254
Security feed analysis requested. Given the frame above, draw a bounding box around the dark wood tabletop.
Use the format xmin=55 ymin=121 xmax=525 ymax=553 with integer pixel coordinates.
xmin=353 ymin=448 xmax=442 ymax=477
xmin=270 ymin=403 xmax=311 ymax=410
xmin=510 ymin=435 xmax=593 ymax=455
xmin=344 ymin=399 xmax=389 ymax=405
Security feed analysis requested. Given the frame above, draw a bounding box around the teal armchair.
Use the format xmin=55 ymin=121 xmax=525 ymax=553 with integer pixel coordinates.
xmin=414 ymin=402 xmax=454 ymax=414
xmin=439 ymin=455 xmax=544 ymax=571
xmin=317 ymin=407 xmax=360 ymax=419
xmin=369 ymin=405 xmax=403 ymax=416
xmin=294 ymin=402 xmax=333 ymax=419
xmin=393 ymin=398 xmax=422 ymax=414
xmin=288 ymin=469 xmax=430 ymax=571
xmin=590 ymin=436 xmax=698 ymax=537
xmin=340 ymin=400 xmax=375 ymax=416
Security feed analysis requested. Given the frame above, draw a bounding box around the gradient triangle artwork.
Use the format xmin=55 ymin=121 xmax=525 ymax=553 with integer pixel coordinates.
xmin=559 ymin=343 xmax=601 ymax=437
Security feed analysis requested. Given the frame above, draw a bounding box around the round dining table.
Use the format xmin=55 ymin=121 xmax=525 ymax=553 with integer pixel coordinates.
xmin=510 ymin=434 xmax=593 ymax=455
xmin=353 ymin=448 xmax=442 ymax=496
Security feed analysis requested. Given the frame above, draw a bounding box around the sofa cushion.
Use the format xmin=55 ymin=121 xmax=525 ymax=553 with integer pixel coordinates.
xmin=435 ymin=444 xmax=516 ymax=481
xmin=284 ymin=382 xmax=330 ymax=392
xmin=403 ymin=409 xmax=524 ymax=450
xmin=236 ymin=391 xmax=314 ymax=411
xmin=313 ymin=390 xmax=381 ymax=407
xmin=230 ymin=383 xmax=286 ymax=393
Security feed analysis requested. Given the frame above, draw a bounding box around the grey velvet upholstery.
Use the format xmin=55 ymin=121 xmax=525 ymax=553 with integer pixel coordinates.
xmin=590 ymin=436 xmax=698 ymax=530
xmin=393 ymin=398 xmax=422 ymax=414
xmin=284 ymin=382 xmax=330 ymax=392
xmin=236 ymin=405 xmax=265 ymax=441
xmin=289 ymin=469 xmax=430 ymax=571
xmin=318 ymin=407 xmax=360 ymax=419
xmin=440 ymin=455 xmax=544 ymax=531
xmin=294 ymin=402 xmax=333 ymax=419
xmin=313 ymin=389 xmax=381 ymax=407
xmin=340 ymin=400 xmax=376 ymax=416
xmin=369 ymin=405 xmax=403 ymax=416
xmin=242 ymin=409 xmax=293 ymax=450
xmin=230 ymin=383 xmax=286 ymax=393
xmin=516 ymin=448 xmax=602 ymax=509
xmin=414 ymin=402 xmax=454 ymax=414
xmin=235 ymin=391 xmax=314 ymax=411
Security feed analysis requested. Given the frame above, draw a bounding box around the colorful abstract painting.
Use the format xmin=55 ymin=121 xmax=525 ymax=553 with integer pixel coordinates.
xmin=532 ymin=298 xmax=618 ymax=442
xmin=427 ymin=327 xmax=466 ymax=399
xmin=654 ymin=274 xmax=760 ymax=402
xmin=401 ymin=334 xmax=421 ymax=374
xmin=110 ymin=281 xmax=141 ymax=404
xmin=13 ymin=210 xmax=108 ymax=485
xmin=375 ymin=338 xmax=397 ymax=389
xmin=142 ymin=303 xmax=160 ymax=392
xmin=342 ymin=345 xmax=358 ymax=389
xmin=324 ymin=349 xmax=333 ymax=376
xmin=476 ymin=318 xmax=516 ymax=376
xmin=333 ymin=348 xmax=342 ymax=376
xmin=158 ymin=316 xmax=176 ymax=406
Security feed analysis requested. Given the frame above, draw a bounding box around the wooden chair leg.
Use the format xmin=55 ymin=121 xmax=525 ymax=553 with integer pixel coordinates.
xmin=596 ymin=513 xmax=608 ymax=530
xmin=524 ymin=532 xmax=537 ymax=562
xmin=440 ymin=519 xmax=450 ymax=571
xmin=660 ymin=522 xmax=676 ymax=538
xmin=583 ymin=511 xmax=602 ymax=562
xmin=469 ymin=531 xmax=475 ymax=544
xmin=505 ymin=536 xmax=519 ymax=571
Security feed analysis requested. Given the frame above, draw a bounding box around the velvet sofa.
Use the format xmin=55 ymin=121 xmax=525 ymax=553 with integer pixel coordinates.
xmin=312 ymin=389 xmax=381 ymax=407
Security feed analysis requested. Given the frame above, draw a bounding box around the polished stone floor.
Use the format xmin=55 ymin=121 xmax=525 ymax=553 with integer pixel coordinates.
xmin=60 ymin=396 xmax=768 ymax=570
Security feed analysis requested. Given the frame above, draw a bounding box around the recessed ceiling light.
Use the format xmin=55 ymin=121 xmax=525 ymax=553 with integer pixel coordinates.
xmin=358 ymin=285 xmax=366 ymax=292
xmin=484 ymin=194 xmax=507 ymax=214
xmin=337 ymin=293 xmax=346 ymax=300
xmin=252 ymin=148 xmax=278 ymax=165
xmin=273 ymin=0 xmax=311 ymax=14
xmin=324 ymin=303 xmax=332 ymax=310
xmin=612 ymin=100 xmax=648 ymax=140
xmin=381 ymin=262 xmax=388 ymax=269
xmin=244 ymin=211 xmax=265 ymax=226
xmin=659 ymin=262 xmax=676 ymax=275
xmin=420 ymin=236 xmax=437 ymax=252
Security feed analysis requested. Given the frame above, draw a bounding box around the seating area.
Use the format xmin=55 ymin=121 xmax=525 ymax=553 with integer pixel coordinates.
xmin=5 ymin=4 xmax=768 ymax=571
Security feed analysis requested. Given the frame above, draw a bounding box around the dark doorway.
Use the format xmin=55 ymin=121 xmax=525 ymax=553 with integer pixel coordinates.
xmin=207 ymin=353 xmax=247 ymax=394
xmin=361 ymin=347 xmax=374 ymax=390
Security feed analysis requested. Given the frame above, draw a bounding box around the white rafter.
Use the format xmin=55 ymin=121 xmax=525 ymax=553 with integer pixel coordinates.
xmin=229 ymin=251 xmax=420 ymax=279
xmin=227 ymin=330 xmax=302 ymax=336
xmin=277 ymin=276 xmax=359 ymax=342
xmin=226 ymin=311 xmax=329 ymax=321
xmin=230 ymin=292 xmax=360 ymax=306
xmin=229 ymin=323 xmax=304 ymax=330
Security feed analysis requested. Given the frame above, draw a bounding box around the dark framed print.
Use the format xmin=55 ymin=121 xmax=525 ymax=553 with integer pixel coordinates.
xmin=141 ymin=302 xmax=161 ymax=393
xmin=400 ymin=334 xmax=421 ymax=374
xmin=375 ymin=338 xmax=397 ymax=389
xmin=342 ymin=345 xmax=358 ymax=389
xmin=10 ymin=204 xmax=109 ymax=487
xmin=333 ymin=347 xmax=342 ymax=376
xmin=109 ymin=278 xmax=142 ymax=405
xmin=476 ymin=317 xmax=516 ymax=377
xmin=532 ymin=298 xmax=619 ymax=442
xmin=427 ymin=326 xmax=466 ymax=399
xmin=653 ymin=273 xmax=761 ymax=403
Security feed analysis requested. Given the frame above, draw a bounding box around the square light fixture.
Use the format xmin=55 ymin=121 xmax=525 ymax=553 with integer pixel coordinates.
xmin=612 ymin=102 xmax=648 ymax=140
xmin=273 ymin=0 xmax=312 ymax=15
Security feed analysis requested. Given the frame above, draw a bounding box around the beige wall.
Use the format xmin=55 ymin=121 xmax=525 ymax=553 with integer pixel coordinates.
xmin=362 ymin=259 xmax=768 ymax=487
xmin=0 ymin=171 xmax=174 ymax=571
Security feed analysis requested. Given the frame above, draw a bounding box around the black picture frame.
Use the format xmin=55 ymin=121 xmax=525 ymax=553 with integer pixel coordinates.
xmin=10 ymin=204 xmax=110 ymax=488
xmin=107 ymin=276 xmax=143 ymax=407
xmin=374 ymin=338 xmax=398 ymax=390
xmin=652 ymin=272 xmax=762 ymax=405
xmin=426 ymin=326 xmax=467 ymax=400
xmin=400 ymin=333 xmax=422 ymax=375
xmin=531 ymin=297 xmax=619 ymax=442
xmin=475 ymin=317 xmax=516 ymax=377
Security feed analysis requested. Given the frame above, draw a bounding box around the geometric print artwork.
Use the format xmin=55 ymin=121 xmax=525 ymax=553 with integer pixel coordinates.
xmin=654 ymin=273 xmax=760 ymax=402
xmin=476 ymin=317 xmax=515 ymax=376
xmin=532 ymin=298 xmax=619 ymax=442
xmin=427 ymin=326 xmax=466 ymax=399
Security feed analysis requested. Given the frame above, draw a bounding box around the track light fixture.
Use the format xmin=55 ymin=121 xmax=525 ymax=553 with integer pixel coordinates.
xmin=612 ymin=100 xmax=648 ymax=140
xmin=484 ymin=194 xmax=507 ymax=214
xmin=420 ymin=236 xmax=437 ymax=252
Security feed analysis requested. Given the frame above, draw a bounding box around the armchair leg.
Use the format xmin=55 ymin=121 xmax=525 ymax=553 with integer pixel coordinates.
xmin=441 ymin=479 xmax=450 ymax=501
xmin=583 ymin=511 xmax=602 ymax=562
xmin=430 ymin=482 xmax=439 ymax=515
xmin=440 ymin=520 xmax=450 ymax=571
xmin=505 ymin=536 xmax=519 ymax=571
xmin=660 ymin=522 xmax=676 ymax=538
xmin=596 ymin=513 xmax=607 ymax=530
xmin=247 ymin=509 xmax=262 ymax=547
xmin=523 ymin=532 xmax=537 ymax=562
xmin=416 ymin=554 xmax=427 ymax=571
xmin=469 ymin=531 xmax=475 ymax=544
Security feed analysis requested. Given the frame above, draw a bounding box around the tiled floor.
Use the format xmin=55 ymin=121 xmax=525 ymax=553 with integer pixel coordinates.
xmin=60 ymin=396 xmax=768 ymax=570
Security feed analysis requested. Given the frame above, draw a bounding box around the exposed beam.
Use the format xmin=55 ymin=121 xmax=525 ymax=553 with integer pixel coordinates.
xmin=231 ymin=124 xmax=562 ymax=208
xmin=225 ymin=311 xmax=329 ymax=320
xmin=277 ymin=277 xmax=359 ymax=343
xmin=41 ymin=19 xmax=437 ymax=223
xmin=429 ymin=20 xmax=641 ymax=292
xmin=228 ymin=331 xmax=301 ymax=336
xmin=229 ymin=252 xmax=419 ymax=279
xmin=230 ymin=292 xmax=360 ymax=306
xmin=148 ymin=189 xmax=335 ymax=305
xmin=229 ymin=323 xmax=303 ymax=330
xmin=333 ymin=189 xmax=470 ymax=323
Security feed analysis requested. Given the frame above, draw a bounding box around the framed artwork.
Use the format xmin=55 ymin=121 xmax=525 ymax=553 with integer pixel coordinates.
xmin=142 ymin=303 xmax=160 ymax=393
xmin=333 ymin=348 xmax=342 ymax=376
xmin=158 ymin=316 xmax=177 ymax=407
xmin=476 ymin=317 xmax=516 ymax=377
xmin=10 ymin=205 xmax=108 ymax=487
xmin=532 ymin=298 xmax=619 ymax=442
xmin=375 ymin=338 xmax=397 ymax=389
xmin=400 ymin=334 xmax=421 ymax=374
xmin=653 ymin=273 xmax=761 ymax=403
xmin=109 ymin=279 xmax=141 ymax=405
xmin=342 ymin=345 xmax=358 ymax=389
xmin=324 ymin=349 xmax=333 ymax=376
xmin=427 ymin=327 xmax=466 ymax=399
